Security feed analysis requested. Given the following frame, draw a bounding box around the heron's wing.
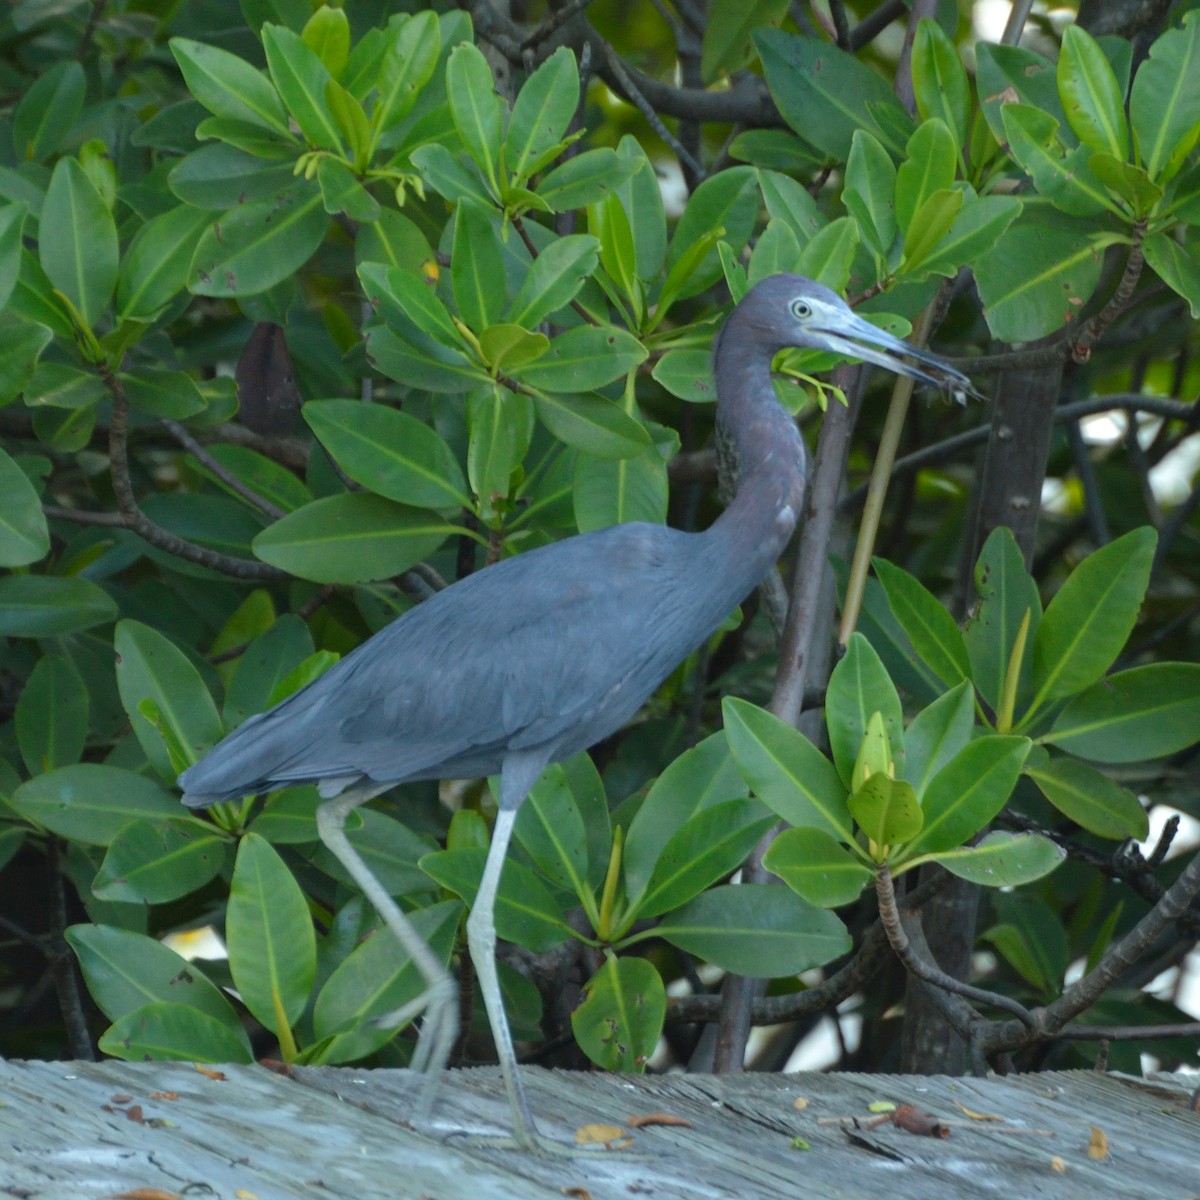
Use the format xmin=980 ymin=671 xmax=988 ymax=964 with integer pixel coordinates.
xmin=180 ymin=524 xmax=703 ymax=802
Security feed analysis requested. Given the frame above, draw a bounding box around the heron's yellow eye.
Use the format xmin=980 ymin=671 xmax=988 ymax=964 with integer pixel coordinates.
xmin=791 ymin=299 xmax=812 ymax=319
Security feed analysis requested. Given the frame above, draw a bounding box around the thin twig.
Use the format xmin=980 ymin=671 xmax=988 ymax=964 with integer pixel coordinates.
xmin=162 ymin=418 xmax=287 ymax=520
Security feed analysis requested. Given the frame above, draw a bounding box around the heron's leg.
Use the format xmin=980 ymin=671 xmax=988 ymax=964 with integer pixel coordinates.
xmin=316 ymin=790 xmax=458 ymax=1111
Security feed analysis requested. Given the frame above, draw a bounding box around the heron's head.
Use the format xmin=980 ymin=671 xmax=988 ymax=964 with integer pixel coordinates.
xmin=739 ymin=274 xmax=976 ymax=399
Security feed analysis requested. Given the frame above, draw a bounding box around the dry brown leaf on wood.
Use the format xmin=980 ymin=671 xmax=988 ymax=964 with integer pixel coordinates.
xmin=626 ymin=1112 xmax=692 ymax=1129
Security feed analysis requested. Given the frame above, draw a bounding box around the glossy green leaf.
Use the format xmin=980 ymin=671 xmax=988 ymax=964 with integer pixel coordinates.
xmin=252 ymin=494 xmax=453 ymax=584
xmin=224 ymin=616 xmax=315 ymax=727
xmin=1046 ymin=663 xmax=1200 ymax=762
xmin=15 ymin=655 xmax=86 ymax=774
xmin=310 ymin=900 xmax=460 ymax=1062
xmin=188 ymin=184 xmax=328 ymax=297
xmin=1130 ymin=11 xmax=1200 ymax=184
xmin=873 ymin=557 xmax=970 ymax=688
xmin=895 ymin=119 xmax=957 ymax=236
xmin=13 ymin=61 xmax=85 ymax=163
xmin=701 ymin=0 xmax=788 ymax=82
xmin=66 ymin=923 xmax=243 ymax=1032
xmin=0 ymin=202 xmax=27 ymax=311
xmin=1058 ymin=24 xmax=1129 ymax=160
xmin=975 ymin=43 xmax=1066 ymax=144
xmin=409 ymin=143 xmax=493 ymax=207
xmin=506 ymin=46 xmax=578 ymax=183
xmin=514 ymin=765 xmax=591 ymax=902
xmin=170 ymin=38 xmax=291 ymax=136
xmin=373 ymin=11 xmax=441 ymax=133
xmin=983 ymin=896 xmax=1068 ymax=996
xmin=635 ymin=800 xmax=775 ymax=919
xmin=40 ymin=158 xmax=118 ymax=328
xmin=10 ymin=765 xmax=179 ymax=846
xmin=508 ymin=234 xmax=599 ymax=328
xmin=536 ymin=148 xmax=630 ymax=212
xmin=655 ymin=884 xmax=851 ymax=977
xmin=918 ymin=195 xmax=1022 ymax=278
xmin=651 ymin=348 xmax=716 ymax=403
xmin=420 ymin=847 xmax=573 ymax=953
xmin=572 ymin=955 xmax=664 ymax=1072
xmin=666 ymin=167 xmax=758 ymax=300
xmin=354 ymin=208 xmax=432 ymax=274
xmin=722 ymin=696 xmax=853 ymax=841
xmin=467 ymin=384 xmax=523 ymax=517
xmin=316 ymin=157 xmax=379 ymax=221
xmin=0 ymin=318 xmax=53 ymax=404
xmin=928 ymin=831 xmax=1064 ymax=887
xmin=844 ymin=131 xmax=897 ymax=258
xmin=452 ymin=201 xmax=505 ymax=332
xmin=121 ymin=370 xmax=206 ymax=420
xmin=755 ymin=29 xmax=909 ymax=158
xmin=758 ymin=170 xmax=825 ymax=248
xmin=1144 ymin=232 xmax=1200 ymax=317
xmin=167 ymin=146 xmax=293 ymax=211
xmin=263 ymin=24 xmax=341 ymax=150
xmin=748 ymin=218 xmax=803 ymax=285
xmin=902 ymin=682 xmax=975 ymax=800
xmin=902 ymin=736 xmax=1030 ymax=858
xmin=0 ymin=444 xmax=49 ymax=566
xmin=532 ymin=390 xmax=650 ymax=459
xmin=226 ymin=833 xmax=316 ymax=1033
xmin=826 ymin=633 xmax=904 ymax=788
xmin=114 ymin=619 xmax=223 ymax=777
xmin=0 ymin=575 xmax=116 ymax=636
xmin=763 ymin=827 xmax=872 ymax=908
xmin=901 ymin=188 xmax=963 ymax=273
xmin=117 ymin=204 xmax=214 ymax=320
xmin=304 ymin=399 xmax=469 ymax=510
xmin=478 ymin=324 xmax=550 ymax=373
xmin=100 ymin=1002 xmax=254 ymax=1064
xmin=589 ymin=191 xmax=638 ymax=311
xmin=92 ymin=820 xmax=229 ymax=903
xmin=911 ymin=19 xmax=970 ymax=151
xmin=1001 ymin=105 xmax=1113 ymax=216
xmin=447 ymin=42 xmax=503 ymax=192
xmin=1028 ymin=528 xmax=1155 ymax=715
xmin=302 ymin=3 xmax=349 ymax=77
xmin=1025 ymin=756 xmax=1148 ymax=839
xmin=614 ymin=135 xmax=667 ymax=281
xmin=358 ymin=261 xmax=463 ymax=347
xmin=849 ymin=776 xmax=922 ymax=848
xmin=194 ymin=445 xmax=313 ymax=516
xmin=314 ymin=808 xmax=433 ymax=899
xmin=573 ymin=447 xmax=667 ymax=532
xmin=795 ymin=217 xmax=859 ymax=293
xmin=25 ymin=362 xmax=106 ymax=409
xmin=1088 ymin=152 xmax=1161 ymax=215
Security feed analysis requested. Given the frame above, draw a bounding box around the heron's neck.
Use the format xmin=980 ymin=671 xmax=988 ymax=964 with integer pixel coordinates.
xmin=706 ymin=332 xmax=807 ymax=591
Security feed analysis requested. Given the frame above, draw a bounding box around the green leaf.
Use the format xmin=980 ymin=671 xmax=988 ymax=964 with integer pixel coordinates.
xmin=844 ymin=131 xmax=897 ymax=258
xmin=872 ymin=557 xmax=970 ymax=688
xmin=572 ymin=955 xmax=665 ymax=1072
xmin=478 ymin=324 xmax=550 ymax=373
xmin=227 ymin=833 xmax=316 ymax=1034
xmin=114 ymin=619 xmax=224 ymax=777
xmin=302 ymin=3 xmax=350 ymax=77
xmin=467 ymin=384 xmax=524 ymax=516
xmin=92 ymin=820 xmax=229 ymax=903
xmin=310 ymin=900 xmax=460 ymax=1062
xmin=168 ymin=145 xmax=296 ymax=210
xmin=635 ymin=800 xmax=775 ymax=919
xmin=795 ymin=217 xmax=859 ymax=292
xmin=508 ymin=234 xmax=599 ymax=327
xmin=314 ymin=809 xmax=433 ymax=898
xmin=15 ymin=655 xmax=86 ymax=774
xmin=316 ymin=157 xmax=379 ymax=221
xmin=758 ymin=169 xmax=825 ymax=248
xmin=975 ymin=43 xmax=1066 ymax=144
xmin=573 ymin=448 xmax=666 ymax=531
xmin=532 ymin=390 xmax=651 ymax=459
xmin=100 ymin=1003 xmax=254 ymax=1064
xmin=902 ymin=736 xmax=1030 ymax=858
xmin=655 ymin=884 xmax=851 ymax=977
xmin=1046 ymin=663 xmax=1200 ymax=762
xmin=1144 ymin=233 xmax=1200 ymax=317
xmin=446 ymin=42 xmax=503 ymax=193
xmin=901 ymin=188 xmax=963 ymax=274
xmin=373 ymin=11 xmax=441 ymax=133
xmin=963 ymin=527 xmax=1041 ymax=714
xmin=536 ymin=148 xmax=630 ymax=212
xmin=826 ymin=633 xmax=904 ymax=787
xmin=66 ymin=924 xmax=244 ymax=1032
xmin=911 ymin=19 xmax=970 ymax=151
xmin=303 ymin=399 xmax=469 ymax=509
xmin=117 ymin=204 xmax=214 ymax=320
xmin=1002 ymin=104 xmax=1114 ymax=217
xmin=928 ymin=831 xmax=1064 ymax=886
xmin=354 ymin=208 xmax=433 ymax=275
xmin=755 ymin=29 xmax=909 ymax=159
xmin=614 ymin=135 xmax=667 ymax=281
xmin=722 ymin=696 xmax=853 ymax=841
xmin=188 ymin=185 xmax=329 ymax=297
xmin=409 ymin=143 xmax=493 ymax=207
xmin=420 ymin=847 xmax=573 ymax=953
xmin=25 ymin=361 xmax=106 ymax=409
xmin=0 ymin=444 xmax=49 ymax=566
xmin=918 ymin=195 xmax=1023 ymax=278
xmin=701 ymin=0 xmax=788 ymax=82
xmin=1028 ymin=528 xmax=1155 ymax=715
xmin=224 ymin=616 xmax=316 ymax=728
xmin=40 ymin=158 xmax=118 ymax=329
xmin=506 ymin=46 xmax=578 ymax=183
xmin=748 ymin=218 xmax=802 ymax=285
xmin=0 ymin=319 xmax=53 ymax=405
xmin=452 ymin=201 xmax=505 ymax=332
xmin=10 ymin=765 xmax=179 ymax=845
xmin=0 ymin=202 xmax=28 ymax=312
xmin=253 ymin=493 xmax=453 ymax=584
xmin=589 ymin=191 xmax=639 ymax=312
xmin=1058 ymin=24 xmax=1129 ymax=160
xmin=170 ymin=38 xmax=291 ymax=137
xmin=1025 ymin=756 xmax=1148 ymax=839
xmin=1130 ymin=11 xmax=1200 ymax=184
xmin=763 ymin=827 xmax=872 ymax=908
xmin=358 ymin=261 xmax=463 ymax=347
xmin=902 ymin=682 xmax=975 ymax=801
xmin=665 ymin=167 xmax=758 ymax=300
xmin=849 ymin=776 xmax=922 ymax=848
xmin=0 ymin=574 xmax=116 ymax=636
xmin=365 ymin=324 xmax=490 ymax=393
xmin=121 ymin=370 xmax=206 ymax=420
xmin=651 ymin=348 xmax=717 ymax=403
xmin=895 ymin=119 xmax=958 ymax=236
xmin=13 ymin=61 xmax=85 ymax=163
xmin=191 ymin=445 xmax=314 ymax=516
xmin=514 ymin=766 xmax=592 ymax=903
xmin=263 ymin=24 xmax=342 ymax=150
xmin=1088 ymin=152 xmax=1161 ymax=215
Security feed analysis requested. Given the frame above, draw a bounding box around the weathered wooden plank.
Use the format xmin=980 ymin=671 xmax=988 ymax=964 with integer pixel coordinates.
xmin=2 ymin=1058 xmax=1196 ymax=1200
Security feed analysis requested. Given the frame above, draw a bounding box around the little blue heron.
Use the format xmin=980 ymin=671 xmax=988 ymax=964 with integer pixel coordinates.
xmin=178 ymin=275 xmax=972 ymax=1150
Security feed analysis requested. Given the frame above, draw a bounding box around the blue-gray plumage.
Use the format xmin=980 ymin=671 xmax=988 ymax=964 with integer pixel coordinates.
xmin=178 ymin=274 xmax=972 ymax=1150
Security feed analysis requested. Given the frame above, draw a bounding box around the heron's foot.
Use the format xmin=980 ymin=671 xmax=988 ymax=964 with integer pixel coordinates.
xmin=371 ymin=976 xmax=459 ymax=1120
